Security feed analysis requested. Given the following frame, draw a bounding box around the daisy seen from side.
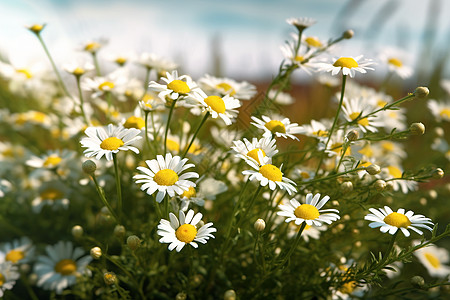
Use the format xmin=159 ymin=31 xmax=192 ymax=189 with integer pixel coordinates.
xmin=251 ymin=115 xmax=303 ymax=140
xmin=317 ymin=55 xmax=375 ymax=78
xmin=198 ymin=74 xmax=257 ymax=100
xmin=0 ymin=259 xmax=19 ymax=298
xmin=413 ymin=242 xmax=450 ymax=278
xmin=1 ymin=237 xmax=35 ymax=264
xmin=231 ymin=136 xmax=278 ymax=165
xmin=148 ymin=70 xmax=197 ymax=101
xmin=427 ymin=99 xmax=450 ymax=122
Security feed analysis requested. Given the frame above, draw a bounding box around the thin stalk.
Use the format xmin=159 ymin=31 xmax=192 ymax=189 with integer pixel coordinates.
xmin=91 ymin=174 xmax=120 ymax=223
xmin=112 ymin=154 xmax=123 ymax=220
xmin=92 ymin=52 xmax=101 ymax=76
xmin=144 ymin=111 xmax=153 ymax=154
xmin=150 ymin=111 xmax=158 ymax=148
xmin=276 ymin=222 xmax=307 ymax=268
xmin=182 ymin=111 xmax=210 ymax=158
xmin=164 ymin=98 xmax=178 ymax=154
xmin=380 ymin=231 xmax=399 ymax=266
xmin=141 ymin=67 xmax=151 ymax=100
xmin=75 ymin=76 xmax=90 ymax=125
xmin=233 ymin=185 xmax=263 ymax=234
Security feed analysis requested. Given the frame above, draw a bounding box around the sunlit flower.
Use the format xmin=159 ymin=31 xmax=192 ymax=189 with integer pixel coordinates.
xmin=134 ymin=153 xmax=199 ymax=203
xmin=0 ymin=237 xmax=35 ymax=264
xmin=278 ymin=193 xmax=340 ymax=226
xmin=157 ymin=209 xmax=216 ymax=252
xmin=81 ymin=38 xmax=107 ymax=53
xmin=188 ymin=90 xmax=241 ymax=125
xmin=364 ymin=206 xmax=433 ymax=237
xmin=32 ymin=181 xmax=70 ymax=213
xmin=251 ymin=115 xmax=303 ymax=140
xmin=231 ymin=136 xmax=278 ymax=165
xmin=287 ymin=223 xmax=327 ymax=241
xmin=0 ymin=259 xmax=19 ymax=298
xmin=81 ymin=70 xmax=128 ymax=99
xmin=148 ymin=70 xmax=197 ymax=101
xmin=302 ymin=35 xmax=325 ymax=48
xmin=316 ymin=55 xmax=375 ymax=78
xmin=198 ymin=74 xmax=257 ymax=100
xmin=342 ymin=97 xmax=383 ymax=133
xmin=178 ymin=178 xmax=227 ymax=211
xmin=80 ymin=124 xmax=142 ymax=161
xmin=413 ymin=242 xmax=450 ymax=277
xmin=136 ymin=52 xmax=177 ymax=74
xmin=280 ymin=40 xmax=317 ymax=74
xmin=26 ymin=149 xmax=74 ymax=170
xmin=139 ymin=94 xmax=166 ymax=112
xmin=377 ymin=165 xmax=417 ymax=194
xmin=34 ymin=241 xmax=92 ymax=294
xmin=63 ymin=61 xmax=94 ymax=77
xmin=286 ymin=17 xmax=316 ymax=31
xmin=379 ymin=48 xmax=413 ymax=79
xmin=428 ymin=99 xmax=450 ymax=122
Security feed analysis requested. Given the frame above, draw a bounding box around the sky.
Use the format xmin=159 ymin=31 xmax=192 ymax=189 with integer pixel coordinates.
xmin=0 ymin=0 xmax=449 ymax=80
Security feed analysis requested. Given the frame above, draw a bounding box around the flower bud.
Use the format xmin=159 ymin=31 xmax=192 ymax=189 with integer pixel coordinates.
xmin=365 ymin=164 xmax=381 ymax=175
xmin=82 ymin=160 xmax=97 ymax=175
xmin=410 ymin=275 xmax=425 ymax=289
xmin=104 ymin=272 xmax=117 ymax=285
xmin=113 ymin=225 xmax=126 ymax=239
xmin=385 ymin=181 xmax=394 ymax=191
xmin=127 ymin=235 xmax=141 ymax=251
xmin=432 ymin=168 xmax=444 ymax=179
xmin=224 ymin=289 xmax=236 ymax=300
xmin=340 ymin=181 xmax=353 ymax=193
xmin=346 ymin=130 xmax=359 ymax=141
xmin=373 ymin=179 xmax=386 ymax=192
xmin=27 ymin=24 xmax=45 ymax=34
xmin=71 ymin=225 xmax=84 ymax=238
xmin=254 ymin=219 xmax=266 ymax=232
xmin=90 ymin=247 xmax=102 ymax=259
xmin=343 ymin=29 xmax=354 ymax=39
xmin=409 ymin=122 xmax=425 ymax=135
xmin=176 ymin=292 xmax=187 ymax=300
xmin=414 ymin=87 xmax=429 ymax=99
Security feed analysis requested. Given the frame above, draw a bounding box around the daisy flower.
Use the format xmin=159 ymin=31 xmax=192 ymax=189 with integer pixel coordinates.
xmin=134 ymin=153 xmax=199 ymax=203
xmin=1 ymin=237 xmax=35 ymax=264
xmin=364 ymin=206 xmax=434 ymax=237
xmin=148 ymin=70 xmax=197 ymax=101
xmin=242 ymin=151 xmax=297 ymax=195
xmin=342 ymin=97 xmax=383 ymax=133
xmin=379 ymin=47 xmax=413 ymax=79
xmin=413 ymin=242 xmax=450 ymax=277
xmin=188 ymin=90 xmax=241 ymax=125
xmin=198 ymin=74 xmax=257 ymax=100
xmin=63 ymin=60 xmax=94 ymax=77
xmin=136 ymin=52 xmax=178 ymax=74
xmin=251 ymin=115 xmax=303 ymax=140
xmin=80 ymin=124 xmax=142 ymax=161
xmin=81 ymin=38 xmax=107 ymax=54
xmin=178 ymin=178 xmax=227 ymax=211
xmin=286 ymin=17 xmax=316 ymax=31
xmin=280 ymin=40 xmax=317 ymax=74
xmin=287 ymin=223 xmax=327 ymax=242
xmin=377 ymin=165 xmax=417 ymax=194
xmin=297 ymin=119 xmax=331 ymax=141
xmin=427 ymin=99 xmax=450 ymax=122
xmin=231 ymin=136 xmax=278 ymax=165
xmin=26 ymin=149 xmax=74 ymax=170
xmin=157 ymin=209 xmax=216 ymax=252
xmin=316 ymin=55 xmax=375 ymax=78
xmin=81 ymin=70 xmax=128 ymax=99
xmin=0 ymin=260 xmax=19 ymax=298
xmin=277 ymin=193 xmax=340 ymax=226
xmin=32 ymin=181 xmax=70 ymax=213
xmin=34 ymin=241 xmax=92 ymax=294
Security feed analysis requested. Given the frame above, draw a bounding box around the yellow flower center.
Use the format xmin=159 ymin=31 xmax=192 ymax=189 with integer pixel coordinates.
xmin=0 ymin=273 xmax=4 ymax=287
xmin=84 ymin=42 xmax=101 ymax=52
xmin=175 ymin=224 xmax=197 ymax=243
xmin=153 ymin=169 xmax=179 ymax=186
xmin=100 ymin=137 xmax=124 ymax=150
xmin=247 ymin=148 xmax=266 ymax=163
xmin=181 ymin=186 xmax=196 ymax=199
xmin=123 ymin=116 xmax=145 ymax=129
xmin=264 ymin=120 xmax=286 ymax=134
xmin=43 ymin=155 xmax=62 ymax=167
xmin=98 ymin=81 xmax=115 ymax=91
xmin=358 ymin=144 xmax=373 ymax=157
xmin=295 ymin=55 xmax=305 ymax=62
xmin=115 ymin=57 xmax=127 ymax=65
xmin=259 ymin=164 xmax=283 ymax=182
xmin=54 ymin=259 xmax=77 ymax=276
xmin=300 ymin=171 xmax=310 ymax=179
xmin=6 ymin=249 xmax=25 ymax=263
xmin=73 ymin=67 xmax=85 ymax=76
xmin=167 ymin=79 xmax=190 ymax=94
xmin=339 ymin=281 xmax=358 ymax=294
xmin=312 ymin=130 xmax=328 ymax=137
xmin=388 ymin=57 xmax=403 ymax=67
xmin=377 ymin=99 xmax=388 ymax=107
xmin=294 ymin=204 xmax=320 ymax=220
xmin=16 ymin=68 xmax=33 ymax=79
xmin=167 ymin=139 xmax=180 ymax=152
xmin=204 ymin=95 xmax=226 ymax=114
xmin=387 ymin=166 xmax=402 ymax=178
xmin=424 ymin=252 xmax=441 ymax=268
xmin=349 ymin=112 xmax=369 ymax=126
xmin=383 ymin=212 xmax=411 ymax=228
xmin=381 ymin=141 xmax=394 ymax=152
xmin=40 ymin=188 xmax=64 ymax=200
xmin=30 ymin=24 xmax=44 ymax=32
xmin=333 ymin=57 xmax=359 ymax=69
xmin=30 ymin=111 xmax=47 ymax=123
xmin=439 ymin=108 xmax=450 ymax=118
xmin=216 ymin=82 xmax=236 ymax=96
xmin=305 ymin=36 xmax=322 ymax=47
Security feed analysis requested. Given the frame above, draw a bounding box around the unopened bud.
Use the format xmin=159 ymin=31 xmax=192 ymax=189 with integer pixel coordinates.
xmin=224 ymin=289 xmax=236 ymax=300
xmin=71 ymin=225 xmax=83 ymax=238
xmin=414 ymin=87 xmax=429 ymax=99
xmin=113 ymin=225 xmax=126 ymax=239
xmin=340 ymin=181 xmax=353 ymax=193
xmin=176 ymin=292 xmax=187 ymax=300
xmin=346 ymin=130 xmax=359 ymax=141
xmin=366 ymin=164 xmax=381 ymax=175
xmin=385 ymin=181 xmax=394 ymax=191
xmin=82 ymin=160 xmax=97 ymax=174
xmin=104 ymin=272 xmax=117 ymax=285
xmin=410 ymin=122 xmax=425 ymax=135
xmin=410 ymin=275 xmax=425 ymax=289
xmin=127 ymin=235 xmax=141 ymax=251
xmin=90 ymin=247 xmax=102 ymax=259
xmin=254 ymin=219 xmax=266 ymax=232
xmin=374 ymin=179 xmax=386 ymax=192
xmin=343 ymin=29 xmax=354 ymax=39
xmin=432 ymin=168 xmax=444 ymax=179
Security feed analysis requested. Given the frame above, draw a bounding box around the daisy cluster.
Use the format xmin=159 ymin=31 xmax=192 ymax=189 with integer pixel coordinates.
xmin=0 ymin=16 xmax=448 ymax=300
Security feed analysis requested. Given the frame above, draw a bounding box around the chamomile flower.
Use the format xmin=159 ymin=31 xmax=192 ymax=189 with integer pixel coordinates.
xmin=188 ymin=90 xmax=241 ymax=125
xmin=280 ymin=40 xmax=317 ymax=74
xmin=413 ymin=242 xmax=450 ymax=277
xmin=81 ymin=70 xmax=128 ymax=99
xmin=80 ymin=124 xmax=142 ymax=161
xmin=178 ymin=178 xmax=227 ymax=211
xmin=242 ymin=151 xmax=297 ymax=195
xmin=277 ymin=193 xmax=340 ymax=226
xmin=136 ymin=52 xmax=177 ymax=74
xmin=379 ymin=48 xmax=413 ymax=79
xmin=364 ymin=206 xmax=433 ymax=237
xmin=286 ymin=17 xmax=316 ymax=31
xmin=287 ymin=223 xmax=327 ymax=241
xmin=148 ymin=70 xmax=197 ymax=100
xmin=342 ymin=97 xmax=383 ymax=133
xmin=1 ymin=237 xmax=35 ymax=264
xmin=198 ymin=74 xmax=257 ymax=100
xmin=81 ymin=38 xmax=107 ymax=53
xmin=32 ymin=181 xmax=70 ymax=213
xmin=428 ymin=99 xmax=450 ymax=122
xmin=34 ymin=241 xmax=92 ymax=294
xmin=26 ymin=149 xmax=75 ymax=170
xmin=134 ymin=153 xmax=199 ymax=203
xmin=63 ymin=61 xmax=94 ymax=77
xmin=251 ymin=115 xmax=303 ymax=140
xmin=297 ymin=119 xmax=331 ymax=141
xmin=317 ymin=55 xmax=375 ymax=78
xmin=0 ymin=260 xmax=19 ymax=298
xmin=157 ymin=209 xmax=216 ymax=252
xmin=377 ymin=165 xmax=417 ymax=194
xmin=231 ymin=136 xmax=278 ymax=165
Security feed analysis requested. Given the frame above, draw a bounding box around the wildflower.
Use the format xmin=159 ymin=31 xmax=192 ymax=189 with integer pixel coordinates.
xmin=278 ymin=193 xmax=340 ymax=226
xmin=26 ymin=149 xmax=74 ymax=170
xmin=280 ymin=41 xmax=317 ymax=74
xmin=287 ymin=223 xmax=327 ymax=242
xmin=32 ymin=181 xmax=70 ymax=213
xmin=0 ymin=260 xmax=20 ymax=298
xmin=63 ymin=61 xmax=94 ymax=77
xmin=34 ymin=241 xmax=92 ymax=294
xmin=251 ymin=115 xmax=303 ymax=140
xmin=157 ymin=209 xmax=216 ymax=252
xmin=134 ymin=153 xmax=199 ymax=203
xmin=231 ymin=136 xmax=278 ymax=165
xmin=26 ymin=23 xmax=46 ymax=35
xmin=198 ymin=74 xmax=256 ymax=100
xmin=297 ymin=119 xmax=331 ymax=141
xmin=136 ymin=52 xmax=177 ymax=74
xmin=377 ymin=165 xmax=417 ymax=194
xmin=80 ymin=124 xmax=142 ymax=161
xmin=317 ymin=55 xmax=375 ymax=78
xmin=413 ymin=242 xmax=450 ymax=277
xmin=342 ymin=97 xmax=383 ymax=133
xmin=364 ymin=206 xmax=434 ymax=237
xmin=267 ymin=89 xmax=295 ymax=105
xmin=188 ymin=90 xmax=241 ymax=125
xmin=148 ymin=70 xmax=197 ymax=100
xmin=103 ymin=272 xmax=117 ymax=285
xmin=286 ymin=17 xmax=316 ymax=31
xmin=428 ymin=99 xmax=450 ymax=122
xmin=81 ymin=70 xmax=128 ymax=99
xmin=0 ymin=237 xmax=35 ymax=264
xmin=178 ymin=178 xmax=227 ymax=212
xmin=379 ymin=48 xmax=413 ymax=79
xmin=254 ymin=219 xmax=266 ymax=232
xmin=82 ymin=39 xmax=106 ymax=54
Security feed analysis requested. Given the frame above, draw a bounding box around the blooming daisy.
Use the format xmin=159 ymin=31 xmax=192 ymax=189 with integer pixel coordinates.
xmin=81 ymin=69 xmax=128 ymax=99
xmin=413 ymin=242 xmax=450 ymax=277
xmin=342 ymin=97 xmax=383 ymax=133
xmin=287 ymin=223 xmax=327 ymax=242
xmin=279 ymin=40 xmax=317 ymax=74
xmin=157 ymin=209 xmax=216 ymax=252
xmin=364 ymin=206 xmax=434 ymax=237
xmin=188 ymin=90 xmax=241 ymax=125
xmin=136 ymin=52 xmax=178 ymax=74
xmin=81 ymin=38 xmax=107 ymax=54
xmin=198 ymin=74 xmax=257 ymax=100
xmin=134 ymin=153 xmax=199 ymax=203
xmin=1 ymin=237 xmax=35 ymax=264
xmin=297 ymin=119 xmax=331 ymax=141
xmin=377 ymin=165 xmax=417 ymax=194
xmin=286 ymin=17 xmax=316 ymax=31
xmin=242 ymin=151 xmax=297 ymax=195
xmin=80 ymin=124 xmax=142 ymax=161
xmin=231 ymin=136 xmax=278 ymax=165
xmin=26 ymin=149 xmax=75 ymax=170
xmin=178 ymin=178 xmax=227 ymax=211
xmin=0 ymin=259 xmax=19 ymax=298
xmin=148 ymin=70 xmax=197 ymax=101
xmin=32 ymin=181 xmax=70 ymax=213
xmin=428 ymin=99 xmax=450 ymax=122
xmin=317 ymin=55 xmax=375 ymax=78
xmin=277 ymin=193 xmax=340 ymax=226
xmin=378 ymin=47 xmax=413 ymax=79
xmin=34 ymin=241 xmax=92 ymax=294
xmin=63 ymin=60 xmax=94 ymax=77
xmin=251 ymin=115 xmax=303 ymax=140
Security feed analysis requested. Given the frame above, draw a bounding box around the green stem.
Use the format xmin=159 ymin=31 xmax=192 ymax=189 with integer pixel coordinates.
xmin=104 ymin=254 xmax=145 ymax=299
xmin=92 ymin=52 xmax=101 ymax=76
xmin=91 ymin=174 xmax=120 ymax=223
xmin=182 ymin=111 xmax=210 ymax=158
xmin=150 ymin=110 xmax=158 ymax=149
xmin=141 ymin=67 xmax=151 ymax=100
xmin=233 ymin=185 xmax=263 ymax=234
xmin=380 ymin=231 xmax=398 ymax=266
xmin=144 ymin=111 xmax=153 ymax=154
xmin=75 ymin=76 xmax=90 ymax=125
xmin=112 ymin=154 xmax=123 ymax=220
xmin=277 ymin=222 xmax=307 ymax=268
xmin=164 ymin=98 xmax=178 ymax=154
